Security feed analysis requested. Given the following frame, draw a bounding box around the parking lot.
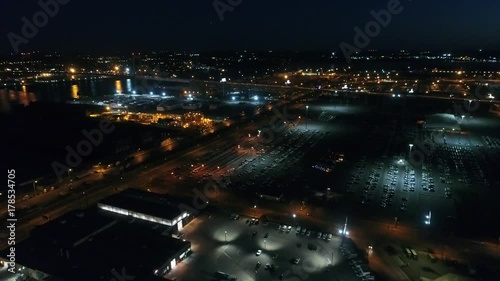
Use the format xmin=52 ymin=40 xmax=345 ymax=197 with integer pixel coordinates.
xmin=148 ymin=98 xmax=500 ymax=281
xmin=167 ymin=211 xmax=371 ymax=281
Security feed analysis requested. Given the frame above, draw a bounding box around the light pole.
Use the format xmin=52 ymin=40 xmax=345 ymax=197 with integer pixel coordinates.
xmin=264 ymin=239 xmax=267 ymax=250
xmin=253 ymin=205 xmax=257 ymax=217
xmin=225 ymin=231 xmax=227 ymax=242
xmin=425 ymin=211 xmax=432 ymax=225
xmin=408 ymin=144 xmax=413 ymax=162
xmin=68 ymin=168 xmax=72 ymax=180
xmin=339 ymin=217 xmax=348 ymax=236
xmin=33 ymin=180 xmax=38 ymax=195
xmin=305 ymin=105 xmax=309 ymax=129
xmin=221 ymin=78 xmax=227 ymax=97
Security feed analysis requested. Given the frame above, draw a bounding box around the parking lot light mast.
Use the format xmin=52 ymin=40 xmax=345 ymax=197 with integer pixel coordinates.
xmin=408 ymin=144 xmax=414 ymax=162
xmin=33 ymin=180 xmax=38 ymax=195
xmin=425 ymin=211 xmax=432 ymax=225
xmin=343 ymin=217 xmax=348 ymax=235
xmin=225 ymin=231 xmax=227 ymax=242
xmin=306 ymin=105 xmax=309 ymax=129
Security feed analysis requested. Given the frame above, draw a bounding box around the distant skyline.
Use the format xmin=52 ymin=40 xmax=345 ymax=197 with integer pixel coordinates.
xmin=1 ymin=0 xmax=500 ymax=54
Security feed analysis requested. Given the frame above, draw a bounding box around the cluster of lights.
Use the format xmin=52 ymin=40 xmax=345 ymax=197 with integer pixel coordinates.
xmin=425 ymin=211 xmax=432 ymax=225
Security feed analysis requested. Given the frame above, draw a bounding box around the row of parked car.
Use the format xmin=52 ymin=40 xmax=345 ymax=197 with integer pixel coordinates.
xmin=341 ymin=244 xmax=375 ymax=281
xmin=295 ymin=226 xmax=333 ymax=240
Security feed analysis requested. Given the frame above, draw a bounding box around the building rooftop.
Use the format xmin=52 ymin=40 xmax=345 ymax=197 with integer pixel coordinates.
xmin=29 ymin=208 xmax=117 ymax=248
xmin=99 ymin=188 xmax=184 ymax=221
xmin=1 ymin=207 xmax=190 ymax=281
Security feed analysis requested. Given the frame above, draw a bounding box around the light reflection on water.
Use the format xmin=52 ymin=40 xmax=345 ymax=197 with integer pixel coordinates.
xmin=0 ymin=77 xmax=132 ymax=112
xmin=71 ymin=84 xmax=79 ymax=99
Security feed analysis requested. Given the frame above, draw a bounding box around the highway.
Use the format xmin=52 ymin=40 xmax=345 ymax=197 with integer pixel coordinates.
xmin=0 ymin=100 xmax=287 ymax=247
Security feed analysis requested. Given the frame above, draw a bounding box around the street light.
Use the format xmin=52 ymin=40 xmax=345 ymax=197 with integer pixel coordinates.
xmin=408 ymin=144 xmax=414 ymax=162
xmin=68 ymin=169 xmax=72 ymax=180
xmin=33 ymin=180 xmax=38 ymax=195
xmin=339 ymin=217 xmax=349 ymax=236
xmin=221 ymin=78 xmax=227 ymax=96
xmin=425 ymin=211 xmax=432 ymax=225
xmin=225 ymin=231 xmax=227 ymax=242
xmin=306 ymin=105 xmax=309 ymax=129
xmin=264 ymin=239 xmax=267 ymax=250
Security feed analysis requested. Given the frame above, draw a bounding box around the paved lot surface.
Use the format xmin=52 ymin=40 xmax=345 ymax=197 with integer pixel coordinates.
xmin=167 ymin=212 xmax=366 ymax=281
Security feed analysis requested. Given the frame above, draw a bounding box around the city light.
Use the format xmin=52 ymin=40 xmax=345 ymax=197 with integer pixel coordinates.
xmin=425 ymin=211 xmax=432 ymax=225
xmin=339 ymin=217 xmax=349 ymax=236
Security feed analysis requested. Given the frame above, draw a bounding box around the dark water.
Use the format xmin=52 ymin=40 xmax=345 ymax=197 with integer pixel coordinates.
xmin=0 ymin=76 xmax=134 ymax=112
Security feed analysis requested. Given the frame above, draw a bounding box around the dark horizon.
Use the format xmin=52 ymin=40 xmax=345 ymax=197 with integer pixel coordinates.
xmin=2 ymin=48 xmax=500 ymax=57
xmin=1 ymin=0 xmax=500 ymax=55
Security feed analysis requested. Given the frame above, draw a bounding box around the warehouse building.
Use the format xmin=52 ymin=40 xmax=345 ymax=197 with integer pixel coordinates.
xmin=98 ymin=188 xmax=192 ymax=231
xmin=0 ymin=192 xmax=192 ymax=281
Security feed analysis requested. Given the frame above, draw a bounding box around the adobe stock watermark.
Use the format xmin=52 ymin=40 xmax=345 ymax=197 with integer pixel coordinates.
xmin=175 ymin=104 xmax=295 ymax=212
xmin=7 ymin=0 xmax=71 ymax=53
xmin=408 ymin=77 xmax=492 ymax=168
xmin=280 ymin=255 xmax=320 ymax=281
xmin=177 ymin=173 xmax=222 ymax=216
xmin=51 ymin=119 xmax=115 ymax=182
xmin=132 ymin=65 xmax=169 ymax=95
xmin=213 ymin=0 xmax=243 ymax=22
xmin=339 ymin=0 xmax=406 ymax=64
xmin=258 ymin=106 xmax=294 ymax=145
xmin=110 ymin=267 xmax=135 ymax=281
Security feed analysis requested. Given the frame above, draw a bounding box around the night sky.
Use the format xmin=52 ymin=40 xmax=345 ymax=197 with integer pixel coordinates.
xmin=1 ymin=0 xmax=500 ymax=54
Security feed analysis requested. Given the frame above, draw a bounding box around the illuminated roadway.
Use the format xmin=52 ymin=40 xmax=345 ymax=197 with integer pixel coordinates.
xmin=128 ymin=74 xmax=500 ymax=105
